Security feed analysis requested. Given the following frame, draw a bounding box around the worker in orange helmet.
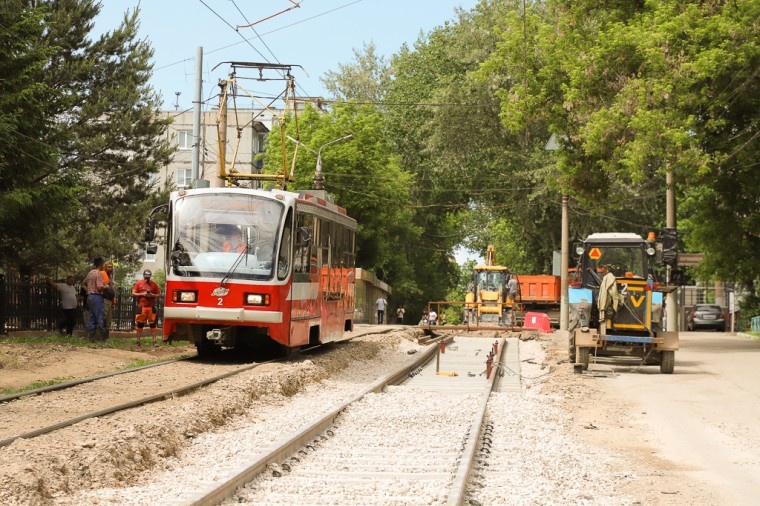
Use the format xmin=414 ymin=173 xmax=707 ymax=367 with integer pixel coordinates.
xmin=132 ymin=269 xmax=161 ymax=347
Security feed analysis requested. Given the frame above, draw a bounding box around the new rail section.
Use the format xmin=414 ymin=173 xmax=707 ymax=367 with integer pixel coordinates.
xmin=183 ymin=336 xmax=515 ymax=506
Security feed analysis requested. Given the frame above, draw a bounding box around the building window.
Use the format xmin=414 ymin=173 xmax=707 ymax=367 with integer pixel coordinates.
xmin=177 ymin=168 xmax=192 ymax=188
xmin=143 ymin=250 xmax=156 ymax=262
xmin=253 ymin=132 xmax=268 ymax=153
xmin=178 ymin=130 xmax=193 ymax=150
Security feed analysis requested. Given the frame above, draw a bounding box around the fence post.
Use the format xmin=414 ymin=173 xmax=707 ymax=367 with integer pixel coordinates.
xmin=46 ymin=282 xmax=55 ymax=332
xmin=0 ymin=274 xmax=5 ymax=334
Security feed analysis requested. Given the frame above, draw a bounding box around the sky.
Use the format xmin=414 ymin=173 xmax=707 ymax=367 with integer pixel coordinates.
xmin=95 ymin=0 xmax=483 ymax=264
xmin=95 ymin=0 xmax=480 ymax=111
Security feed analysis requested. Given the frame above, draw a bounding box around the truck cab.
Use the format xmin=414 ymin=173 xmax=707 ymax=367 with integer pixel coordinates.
xmin=569 ymin=233 xmax=678 ymax=374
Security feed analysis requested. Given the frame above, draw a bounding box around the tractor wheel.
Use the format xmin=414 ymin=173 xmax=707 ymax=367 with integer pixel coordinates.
xmin=578 ymin=347 xmax=590 ymax=371
xmin=660 ymin=350 xmax=675 ymax=374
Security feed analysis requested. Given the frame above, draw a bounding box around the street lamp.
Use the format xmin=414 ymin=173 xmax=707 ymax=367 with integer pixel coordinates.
xmin=287 ymin=134 xmax=353 ymax=190
xmin=315 ymin=134 xmax=353 ymax=190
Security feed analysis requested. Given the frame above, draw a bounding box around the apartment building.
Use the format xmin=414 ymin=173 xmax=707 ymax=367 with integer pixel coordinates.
xmin=138 ymin=107 xmax=278 ymax=277
xmin=158 ymin=107 xmax=277 ymax=190
xmin=138 ymin=98 xmax=328 ymax=279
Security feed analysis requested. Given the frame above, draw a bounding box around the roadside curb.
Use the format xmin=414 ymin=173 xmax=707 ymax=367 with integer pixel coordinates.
xmin=737 ymin=332 xmax=760 ymax=341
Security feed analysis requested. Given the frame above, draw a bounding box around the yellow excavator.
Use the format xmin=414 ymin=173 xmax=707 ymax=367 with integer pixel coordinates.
xmin=465 ymin=245 xmax=511 ymax=324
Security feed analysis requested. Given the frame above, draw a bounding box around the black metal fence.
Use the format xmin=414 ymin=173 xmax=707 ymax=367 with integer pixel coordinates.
xmin=0 ymin=275 xmax=164 ymax=334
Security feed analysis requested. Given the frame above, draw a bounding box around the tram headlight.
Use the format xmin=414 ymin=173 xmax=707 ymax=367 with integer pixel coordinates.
xmin=172 ymin=290 xmax=197 ymax=303
xmin=245 ymin=293 xmax=270 ymax=306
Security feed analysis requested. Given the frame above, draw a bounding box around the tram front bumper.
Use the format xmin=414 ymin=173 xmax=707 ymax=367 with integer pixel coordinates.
xmin=164 ymin=306 xmax=283 ymax=324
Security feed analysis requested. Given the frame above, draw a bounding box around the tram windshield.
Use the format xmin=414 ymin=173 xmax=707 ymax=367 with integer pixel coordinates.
xmin=169 ymin=193 xmax=285 ymax=279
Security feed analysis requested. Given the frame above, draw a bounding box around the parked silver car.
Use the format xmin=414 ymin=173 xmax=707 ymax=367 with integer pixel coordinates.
xmin=686 ymin=304 xmax=726 ymax=331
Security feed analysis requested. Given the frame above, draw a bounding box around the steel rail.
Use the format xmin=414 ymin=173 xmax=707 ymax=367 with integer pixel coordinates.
xmin=446 ymin=337 xmax=506 ymax=505
xmin=0 ymin=357 xmax=278 ymax=448
xmin=0 ymin=326 xmax=394 ymax=405
xmin=0 ymin=329 xmax=401 ymax=449
xmin=0 ymin=356 xmax=193 ymax=404
xmin=185 ymin=341 xmax=441 ymax=506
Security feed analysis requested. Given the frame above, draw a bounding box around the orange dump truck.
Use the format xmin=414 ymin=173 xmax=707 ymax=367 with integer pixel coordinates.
xmin=515 ymin=274 xmax=561 ymax=326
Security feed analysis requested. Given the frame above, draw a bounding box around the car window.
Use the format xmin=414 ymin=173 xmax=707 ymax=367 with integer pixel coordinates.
xmin=695 ymin=305 xmax=720 ymax=312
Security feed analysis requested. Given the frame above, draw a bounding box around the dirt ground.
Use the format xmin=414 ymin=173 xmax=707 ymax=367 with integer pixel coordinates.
xmin=548 ymin=330 xmax=760 ymax=505
xmin=0 ymin=339 xmax=196 ymax=391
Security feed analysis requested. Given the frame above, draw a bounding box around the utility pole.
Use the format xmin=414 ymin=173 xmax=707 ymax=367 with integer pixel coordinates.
xmin=191 ymin=46 xmax=203 ymax=185
xmin=666 ymin=168 xmax=678 ymax=331
xmin=545 ymin=134 xmax=569 ymax=331
xmin=560 ymin=195 xmax=569 ymax=331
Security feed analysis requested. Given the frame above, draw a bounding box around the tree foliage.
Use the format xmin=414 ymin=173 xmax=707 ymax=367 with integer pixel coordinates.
xmin=234 ymin=0 xmax=760 ymax=318
xmin=382 ymin=5 xmax=577 ymax=281
xmin=0 ymin=0 xmax=173 ymax=279
xmin=474 ymin=0 xmax=759 ymax=302
xmin=263 ymin=103 xmax=424 ymax=308
xmin=321 ymin=42 xmax=390 ymax=104
xmin=313 ymin=0 xmax=759 ymax=314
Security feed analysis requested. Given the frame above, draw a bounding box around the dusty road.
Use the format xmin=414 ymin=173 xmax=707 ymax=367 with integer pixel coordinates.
xmin=584 ymin=331 xmax=760 ymax=505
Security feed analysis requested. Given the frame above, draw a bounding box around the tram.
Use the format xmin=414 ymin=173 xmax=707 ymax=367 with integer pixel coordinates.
xmin=145 ymin=62 xmax=357 ymax=356
xmin=149 ymin=186 xmax=356 ymax=356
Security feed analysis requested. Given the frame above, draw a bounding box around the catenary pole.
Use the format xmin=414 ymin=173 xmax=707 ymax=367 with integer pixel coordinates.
xmin=191 ymin=47 xmax=203 ymax=184
xmin=666 ymin=168 xmax=678 ymax=332
xmin=560 ymin=195 xmax=569 ymax=331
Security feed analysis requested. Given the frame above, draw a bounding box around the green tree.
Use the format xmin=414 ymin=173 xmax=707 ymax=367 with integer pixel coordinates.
xmin=322 ymin=42 xmax=390 ymax=104
xmin=481 ymin=1 xmax=760 ymax=295
xmin=264 ymin=103 xmax=423 ymax=307
xmin=0 ymin=1 xmax=173 ymax=278
xmin=292 ymin=40 xmax=462 ymax=317
xmin=383 ymin=4 xmax=572 ymax=281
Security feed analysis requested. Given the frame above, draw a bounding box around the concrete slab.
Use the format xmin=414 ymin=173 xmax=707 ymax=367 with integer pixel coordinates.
xmin=403 ymin=336 xmax=520 ymax=394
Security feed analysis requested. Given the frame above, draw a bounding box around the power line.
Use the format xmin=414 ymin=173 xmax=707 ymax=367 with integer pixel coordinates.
xmin=157 ymin=1 xmax=365 ymax=98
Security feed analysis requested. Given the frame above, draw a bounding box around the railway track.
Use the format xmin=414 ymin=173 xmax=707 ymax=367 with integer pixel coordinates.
xmin=0 ymin=351 xmax=303 ymax=448
xmin=0 ymin=355 xmax=190 ymax=404
xmin=179 ymin=337 xmax=515 ymax=506
xmin=2 ymin=330 xmax=654 ymax=506
xmin=0 ymin=326 xmax=401 ymax=449
xmin=2 ymin=330 xmax=535 ymax=506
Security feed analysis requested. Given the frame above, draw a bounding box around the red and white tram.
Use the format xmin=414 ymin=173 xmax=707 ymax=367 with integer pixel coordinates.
xmin=158 ymin=186 xmax=356 ymax=356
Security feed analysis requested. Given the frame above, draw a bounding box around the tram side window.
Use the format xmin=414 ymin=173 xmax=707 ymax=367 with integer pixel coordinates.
xmin=344 ymin=228 xmax=355 ymax=268
xmin=294 ymin=212 xmax=313 ymax=276
xmin=319 ymin=220 xmax=333 ymax=269
xmin=333 ymin=224 xmax=344 ymax=269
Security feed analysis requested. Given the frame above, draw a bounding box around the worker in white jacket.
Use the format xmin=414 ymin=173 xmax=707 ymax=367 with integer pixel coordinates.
xmin=597 ymin=268 xmax=624 ymax=335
